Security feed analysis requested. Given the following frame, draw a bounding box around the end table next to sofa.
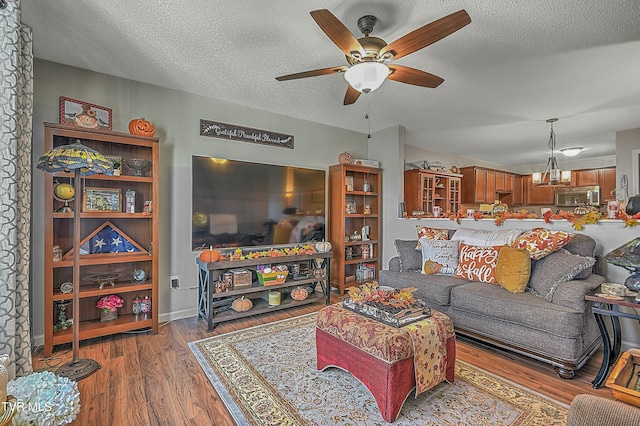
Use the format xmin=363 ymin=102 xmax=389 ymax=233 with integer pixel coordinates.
xmin=585 ymin=287 xmax=640 ymax=388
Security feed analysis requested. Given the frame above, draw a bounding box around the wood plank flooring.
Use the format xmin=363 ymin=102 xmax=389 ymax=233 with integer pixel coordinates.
xmin=32 ymin=295 xmax=614 ymax=425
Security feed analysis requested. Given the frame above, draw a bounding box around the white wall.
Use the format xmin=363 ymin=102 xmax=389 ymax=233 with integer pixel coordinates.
xmin=30 ymin=60 xmax=368 ymax=342
xmin=616 ymin=128 xmax=640 ymax=195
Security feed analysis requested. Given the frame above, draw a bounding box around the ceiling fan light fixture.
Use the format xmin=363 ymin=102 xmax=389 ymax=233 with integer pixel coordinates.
xmin=344 ymin=62 xmax=389 ymax=93
xmin=559 ymin=147 xmax=584 ymax=157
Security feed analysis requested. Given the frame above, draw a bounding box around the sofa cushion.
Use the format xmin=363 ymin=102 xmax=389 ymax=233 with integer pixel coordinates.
xmin=420 ymin=238 xmax=459 ymax=276
xmin=450 ymin=228 xmax=524 ymax=247
xmin=454 ymin=243 xmax=501 ymax=283
xmin=529 ymin=249 xmax=596 ymax=302
xmin=512 ymin=228 xmax=572 ymax=260
xmin=450 ymin=281 xmax=584 ymax=338
xmin=415 ymin=226 xmax=449 ymax=249
xmin=393 ymin=239 xmax=423 ymax=272
xmin=495 ymin=246 xmax=531 ymax=293
xmin=378 ymin=270 xmax=470 ymax=306
xmin=563 ymin=234 xmax=597 ymax=279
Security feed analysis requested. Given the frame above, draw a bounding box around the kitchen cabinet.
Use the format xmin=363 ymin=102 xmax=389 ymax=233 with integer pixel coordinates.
xmin=524 ymin=175 xmax=555 ymax=205
xmin=575 ymin=169 xmax=600 ymax=186
xmin=460 ymin=166 xmax=520 ymax=205
xmin=404 ymin=169 xmax=462 ymax=215
xmin=43 ymin=122 xmax=159 ymax=356
xmin=329 ymin=164 xmax=382 ymax=295
xmin=512 ymin=176 xmax=524 ymax=206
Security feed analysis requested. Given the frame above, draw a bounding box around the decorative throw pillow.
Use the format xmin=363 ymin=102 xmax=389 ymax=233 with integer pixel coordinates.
xmin=393 ymin=239 xmax=423 ymax=272
xmin=495 ymin=246 xmax=531 ymax=293
xmin=450 ymin=228 xmax=524 ymax=247
xmin=511 ymin=228 xmax=573 ymax=260
xmin=415 ymin=226 xmax=449 ymax=249
xmin=420 ymin=238 xmax=459 ymax=276
xmin=528 ymin=249 xmax=596 ymax=302
xmin=454 ymin=243 xmax=502 ymax=283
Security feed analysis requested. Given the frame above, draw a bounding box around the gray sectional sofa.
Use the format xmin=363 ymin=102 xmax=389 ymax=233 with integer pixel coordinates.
xmin=379 ymin=230 xmax=604 ymax=378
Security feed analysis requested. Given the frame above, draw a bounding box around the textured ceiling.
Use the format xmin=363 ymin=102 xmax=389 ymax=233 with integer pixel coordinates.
xmin=20 ymin=0 xmax=640 ymax=167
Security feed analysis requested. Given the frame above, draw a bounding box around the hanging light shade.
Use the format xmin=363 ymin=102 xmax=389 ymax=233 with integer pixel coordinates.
xmin=534 ymin=118 xmax=571 ymax=187
xmin=344 ymin=62 xmax=389 ymax=93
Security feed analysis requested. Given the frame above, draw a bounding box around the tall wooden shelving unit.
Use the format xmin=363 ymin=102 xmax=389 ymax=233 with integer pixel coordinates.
xmin=43 ymin=122 xmax=159 ymax=356
xmin=328 ymin=164 xmax=381 ymax=295
xmin=404 ymin=169 xmax=462 ymax=215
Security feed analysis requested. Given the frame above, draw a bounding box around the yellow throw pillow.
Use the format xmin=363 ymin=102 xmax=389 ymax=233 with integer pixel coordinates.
xmin=495 ymin=246 xmax=531 ymax=293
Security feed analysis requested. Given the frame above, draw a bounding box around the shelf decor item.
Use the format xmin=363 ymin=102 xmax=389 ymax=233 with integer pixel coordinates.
xmin=52 ymin=181 xmax=75 ymax=213
xmin=59 ymin=96 xmax=112 ymax=130
xmin=128 ymin=117 xmax=156 ymax=137
xmin=124 ymin=158 xmax=152 ymax=176
xmin=37 ymin=139 xmax=113 ymax=381
xmin=97 ymin=294 xmax=124 ymax=322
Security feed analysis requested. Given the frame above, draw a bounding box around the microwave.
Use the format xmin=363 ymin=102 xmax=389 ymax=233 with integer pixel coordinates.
xmin=554 ymin=186 xmax=600 ymax=207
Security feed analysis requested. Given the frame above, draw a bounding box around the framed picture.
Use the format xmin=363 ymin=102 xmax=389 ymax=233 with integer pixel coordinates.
xmin=345 ymin=197 xmax=357 ymax=214
xmin=59 ymin=96 xmax=112 ymax=130
xmin=83 ymin=187 xmax=122 ymax=212
xmin=345 ymin=176 xmax=354 ymax=192
xmin=105 ymin=155 xmax=122 ymax=176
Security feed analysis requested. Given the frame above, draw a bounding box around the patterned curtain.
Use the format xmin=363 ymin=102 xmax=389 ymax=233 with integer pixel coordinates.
xmin=0 ymin=0 xmax=34 ymax=379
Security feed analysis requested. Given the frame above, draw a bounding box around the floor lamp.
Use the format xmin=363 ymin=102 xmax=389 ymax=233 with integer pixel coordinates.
xmin=37 ymin=140 xmax=113 ymax=381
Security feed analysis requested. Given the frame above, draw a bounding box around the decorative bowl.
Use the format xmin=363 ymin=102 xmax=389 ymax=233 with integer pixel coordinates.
xmin=124 ymin=158 xmax=152 ymax=176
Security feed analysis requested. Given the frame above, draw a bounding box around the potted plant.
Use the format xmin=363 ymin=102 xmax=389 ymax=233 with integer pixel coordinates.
xmin=96 ymin=294 xmax=124 ymax=322
xmin=111 ymin=157 xmax=121 ymax=176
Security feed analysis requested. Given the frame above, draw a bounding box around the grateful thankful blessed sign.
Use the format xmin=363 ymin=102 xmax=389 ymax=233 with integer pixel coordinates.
xmin=200 ymin=119 xmax=294 ymax=149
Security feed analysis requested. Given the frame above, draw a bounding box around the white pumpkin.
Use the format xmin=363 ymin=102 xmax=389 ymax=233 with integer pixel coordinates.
xmin=315 ymin=240 xmax=332 ymax=252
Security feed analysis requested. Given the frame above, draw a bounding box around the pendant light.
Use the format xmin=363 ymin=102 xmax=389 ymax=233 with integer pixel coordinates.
xmin=532 ymin=118 xmax=571 ymax=186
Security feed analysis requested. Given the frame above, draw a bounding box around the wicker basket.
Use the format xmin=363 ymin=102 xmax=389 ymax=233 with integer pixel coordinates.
xmin=100 ymin=309 xmax=118 ymax=323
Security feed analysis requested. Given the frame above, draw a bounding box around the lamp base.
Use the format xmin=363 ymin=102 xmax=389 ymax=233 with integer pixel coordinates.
xmin=56 ymin=358 xmax=101 ymax=381
xmin=624 ymin=272 xmax=640 ymax=293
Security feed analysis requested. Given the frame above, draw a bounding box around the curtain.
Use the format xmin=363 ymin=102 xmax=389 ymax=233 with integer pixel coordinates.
xmin=0 ymin=0 xmax=33 ymax=379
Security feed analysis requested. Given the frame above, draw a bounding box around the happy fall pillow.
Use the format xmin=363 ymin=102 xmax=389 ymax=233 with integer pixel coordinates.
xmin=454 ymin=243 xmax=502 ymax=283
xmin=420 ymin=238 xmax=459 ymax=276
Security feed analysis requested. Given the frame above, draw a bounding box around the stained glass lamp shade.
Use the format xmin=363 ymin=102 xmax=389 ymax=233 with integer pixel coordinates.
xmin=604 ymin=237 xmax=640 ymax=292
xmin=37 ymin=140 xmax=113 ymax=380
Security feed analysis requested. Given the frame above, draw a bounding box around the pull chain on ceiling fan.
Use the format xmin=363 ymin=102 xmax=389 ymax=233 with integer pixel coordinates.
xmin=275 ymin=9 xmax=471 ymax=105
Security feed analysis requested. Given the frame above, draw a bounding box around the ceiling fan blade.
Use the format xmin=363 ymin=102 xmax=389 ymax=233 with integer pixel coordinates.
xmin=276 ymin=66 xmax=348 ymax=81
xmin=344 ymin=85 xmax=361 ymax=105
xmin=380 ymin=10 xmax=471 ymax=60
xmin=387 ymin=65 xmax=444 ymax=88
xmin=310 ymin=9 xmax=365 ymax=57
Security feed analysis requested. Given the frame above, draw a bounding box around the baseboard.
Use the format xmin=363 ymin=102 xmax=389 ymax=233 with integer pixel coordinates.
xmin=31 ymin=308 xmax=200 ymax=349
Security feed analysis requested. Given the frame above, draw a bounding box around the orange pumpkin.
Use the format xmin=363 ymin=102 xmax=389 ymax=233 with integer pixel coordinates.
xmin=338 ymin=151 xmax=354 ymax=164
xmin=128 ymin=118 xmax=156 ymax=137
xmin=199 ymin=246 xmax=221 ymax=263
xmin=232 ymin=297 xmax=253 ymax=312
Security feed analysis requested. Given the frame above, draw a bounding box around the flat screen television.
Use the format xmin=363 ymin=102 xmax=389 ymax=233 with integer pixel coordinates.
xmin=192 ymin=155 xmax=326 ymax=250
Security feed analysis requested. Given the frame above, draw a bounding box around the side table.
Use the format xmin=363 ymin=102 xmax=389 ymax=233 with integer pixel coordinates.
xmin=585 ymin=286 xmax=640 ymax=388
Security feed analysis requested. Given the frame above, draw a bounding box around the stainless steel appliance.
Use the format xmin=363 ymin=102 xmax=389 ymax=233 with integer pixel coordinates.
xmin=555 ymin=186 xmax=600 ymax=207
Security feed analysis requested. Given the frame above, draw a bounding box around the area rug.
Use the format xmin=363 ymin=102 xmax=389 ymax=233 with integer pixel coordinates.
xmin=189 ymin=313 xmax=568 ymax=425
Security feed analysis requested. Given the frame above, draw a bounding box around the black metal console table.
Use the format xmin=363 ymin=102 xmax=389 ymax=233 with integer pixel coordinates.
xmin=585 ymin=287 xmax=640 ymax=388
xmin=196 ymin=251 xmax=332 ymax=331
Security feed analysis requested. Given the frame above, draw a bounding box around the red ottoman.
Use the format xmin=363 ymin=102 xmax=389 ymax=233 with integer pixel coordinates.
xmin=316 ymin=304 xmax=455 ymax=422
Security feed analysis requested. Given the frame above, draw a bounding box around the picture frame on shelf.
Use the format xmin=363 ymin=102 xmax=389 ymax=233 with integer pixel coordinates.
xmin=345 ymin=197 xmax=357 ymax=214
xmin=345 ymin=176 xmax=354 ymax=192
xmin=59 ymin=96 xmax=112 ymax=130
xmin=83 ymin=187 xmax=122 ymax=212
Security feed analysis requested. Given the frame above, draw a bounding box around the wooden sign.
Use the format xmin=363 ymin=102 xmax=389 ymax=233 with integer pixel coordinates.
xmin=200 ymin=119 xmax=294 ymax=149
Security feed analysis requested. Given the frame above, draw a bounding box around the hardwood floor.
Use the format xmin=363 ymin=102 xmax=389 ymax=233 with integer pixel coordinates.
xmin=32 ymin=295 xmax=613 ymax=425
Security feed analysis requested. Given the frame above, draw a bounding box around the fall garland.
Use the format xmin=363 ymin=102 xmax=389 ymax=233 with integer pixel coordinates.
xmin=408 ymin=209 xmax=640 ymax=231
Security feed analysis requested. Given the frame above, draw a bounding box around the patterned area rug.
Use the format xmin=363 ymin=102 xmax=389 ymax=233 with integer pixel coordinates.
xmin=189 ymin=313 xmax=568 ymax=425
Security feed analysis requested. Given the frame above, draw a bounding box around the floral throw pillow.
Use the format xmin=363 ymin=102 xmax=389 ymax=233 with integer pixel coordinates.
xmin=420 ymin=238 xmax=459 ymax=276
xmin=511 ymin=228 xmax=572 ymax=260
xmin=454 ymin=243 xmax=502 ymax=283
xmin=415 ymin=226 xmax=449 ymax=249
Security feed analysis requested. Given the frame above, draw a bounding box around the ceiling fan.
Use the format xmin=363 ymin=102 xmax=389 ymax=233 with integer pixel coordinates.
xmin=275 ymin=9 xmax=471 ymax=105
